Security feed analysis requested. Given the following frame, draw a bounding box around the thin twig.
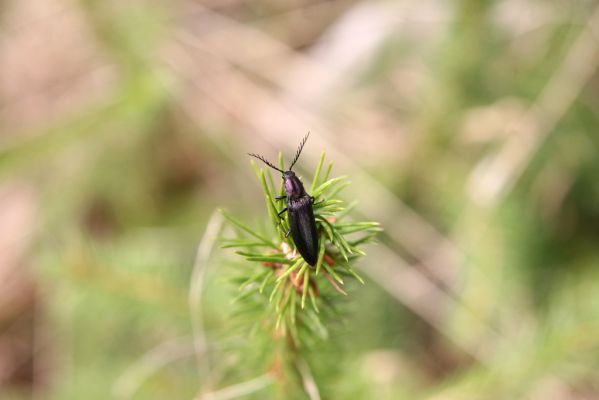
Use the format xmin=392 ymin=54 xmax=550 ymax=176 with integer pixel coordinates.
xmin=362 ymin=245 xmax=503 ymax=364
xmin=467 ymin=5 xmax=599 ymax=206
xmin=322 ymin=270 xmax=347 ymax=295
xmin=297 ymin=358 xmax=321 ymax=400
xmin=113 ymin=337 xmax=197 ymax=399
xmin=189 ymin=211 xmax=224 ymax=379
xmin=197 ymin=373 xmax=274 ymax=400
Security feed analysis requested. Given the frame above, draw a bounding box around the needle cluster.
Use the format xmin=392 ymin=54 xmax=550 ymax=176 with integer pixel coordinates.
xmin=220 ymin=151 xmax=380 ymax=347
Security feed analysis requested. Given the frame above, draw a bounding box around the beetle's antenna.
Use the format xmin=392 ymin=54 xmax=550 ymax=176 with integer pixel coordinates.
xmin=248 ymin=153 xmax=285 ymax=173
xmin=289 ymin=132 xmax=310 ymax=171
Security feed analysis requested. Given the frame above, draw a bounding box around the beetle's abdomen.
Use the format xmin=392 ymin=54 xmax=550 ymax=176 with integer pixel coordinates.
xmin=288 ymin=196 xmax=319 ymax=266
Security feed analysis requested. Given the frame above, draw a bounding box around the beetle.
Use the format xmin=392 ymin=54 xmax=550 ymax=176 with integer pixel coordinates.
xmin=248 ymin=133 xmax=319 ymax=266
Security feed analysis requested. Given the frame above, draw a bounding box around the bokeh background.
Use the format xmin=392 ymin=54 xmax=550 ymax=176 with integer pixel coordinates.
xmin=2 ymin=0 xmax=599 ymax=399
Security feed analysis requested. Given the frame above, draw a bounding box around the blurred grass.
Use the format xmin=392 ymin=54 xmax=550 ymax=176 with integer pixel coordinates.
xmin=1 ymin=0 xmax=599 ymax=399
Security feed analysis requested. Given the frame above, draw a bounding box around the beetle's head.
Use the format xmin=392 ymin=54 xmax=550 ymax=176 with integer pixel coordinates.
xmin=283 ymin=170 xmax=305 ymax=198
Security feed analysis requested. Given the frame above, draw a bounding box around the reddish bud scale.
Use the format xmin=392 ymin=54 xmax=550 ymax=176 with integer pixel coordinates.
xmin=289 ymin=270 xmax=318 ymax=295
xmin=289 ymin=270 xmax=303 ymax=287
xmin=261 ymin=261 xmax=282 ymax=269
xmin=323 ymin=254 xmax=336 ymax=266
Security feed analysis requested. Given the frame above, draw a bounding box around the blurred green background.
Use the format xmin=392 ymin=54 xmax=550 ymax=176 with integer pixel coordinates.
xmin=2 ymin=0 xmax=599 ymax=399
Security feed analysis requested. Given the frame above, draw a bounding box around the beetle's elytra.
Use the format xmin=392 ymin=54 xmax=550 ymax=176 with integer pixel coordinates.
xmin=249 ymin=133 xmax=319 ymax=266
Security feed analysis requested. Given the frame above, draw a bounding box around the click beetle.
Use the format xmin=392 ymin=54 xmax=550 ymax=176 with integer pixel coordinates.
xmin=249 ymin=133 xmax=319 ymax=266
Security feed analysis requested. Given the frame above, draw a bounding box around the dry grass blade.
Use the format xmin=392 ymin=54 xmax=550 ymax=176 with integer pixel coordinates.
xmin=113 ymin=337 xmax=197 ymax=399
xmin=189 ymin=211 xmax=224 ymax=380
xmin=297 ymin=357 xmax=321 ymax=400
xmin=197 ymin=373 xmax=274 ymax=400
xmin=468 ymin=5 xmax=599 ymax=206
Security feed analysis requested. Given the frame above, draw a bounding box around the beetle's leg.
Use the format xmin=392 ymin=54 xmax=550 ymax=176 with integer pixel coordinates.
xmin=311 ymin=196 xmax=325 ymax=206
xmin=275 ymin=195 xmax=286 ymax=201
xmin=277 ymin=207 xmax=288 ymax=218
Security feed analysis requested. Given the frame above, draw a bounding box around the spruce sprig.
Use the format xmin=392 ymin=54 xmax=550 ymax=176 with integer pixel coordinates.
xmin=220 ymin=151 xmax=380 ymax=346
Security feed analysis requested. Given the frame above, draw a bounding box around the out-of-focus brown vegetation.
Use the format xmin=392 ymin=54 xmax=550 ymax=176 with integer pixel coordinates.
xmin=2 ymin=0 xmax=599 ymax=399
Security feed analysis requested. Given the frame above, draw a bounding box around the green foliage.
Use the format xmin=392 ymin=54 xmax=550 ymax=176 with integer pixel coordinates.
xmin=219 ymin=152 xmax=380 ymax=395
xmin=222 ymin=152 xmax=380 ymax=336
xmin=7 ymin=1 xmax=599 ymax=398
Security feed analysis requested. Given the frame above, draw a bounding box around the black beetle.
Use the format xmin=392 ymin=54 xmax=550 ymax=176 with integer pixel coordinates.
xmin=249 ymin=133 xmax=319 ymax=266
